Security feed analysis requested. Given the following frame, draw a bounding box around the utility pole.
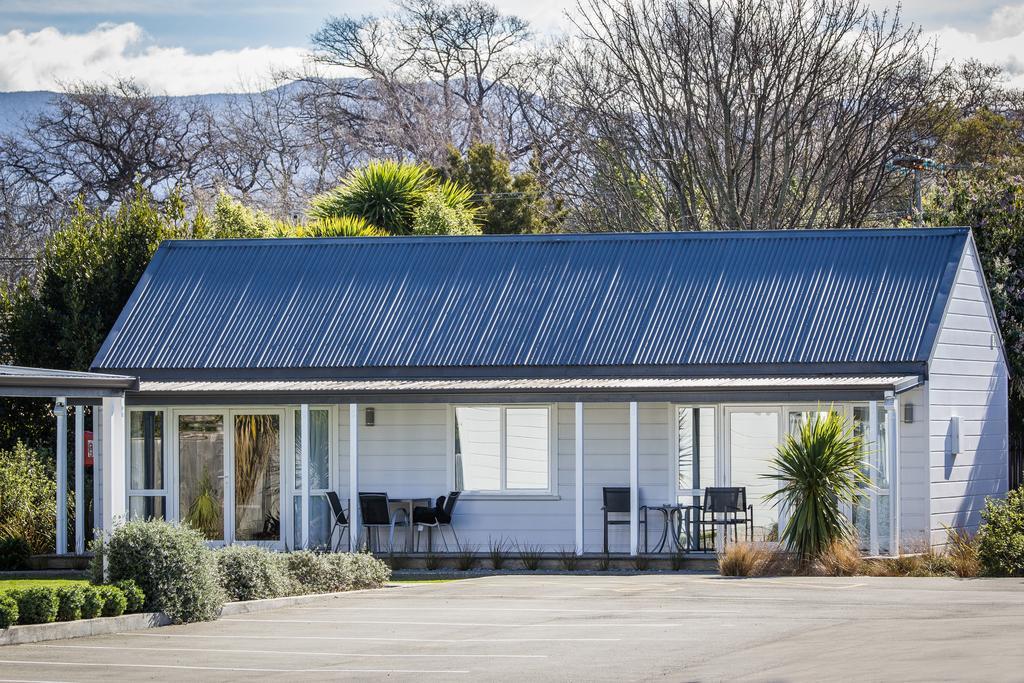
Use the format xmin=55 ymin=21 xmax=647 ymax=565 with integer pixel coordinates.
xmin=891 ymin=153 xmax=934 ymax=226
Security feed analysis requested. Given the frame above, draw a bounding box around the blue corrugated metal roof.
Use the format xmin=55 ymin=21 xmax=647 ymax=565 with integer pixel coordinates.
xmin=92 ymin=228 xmax=969 ymax=378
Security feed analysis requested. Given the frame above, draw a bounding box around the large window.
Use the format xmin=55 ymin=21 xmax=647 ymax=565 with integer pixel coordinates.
xmin=454 ymin=406 xmax=551 ymax=493
xmin=292 ymin=408 xmax=332 ymax=548
xmin=128 ymin=410 xmax=167 ymax=521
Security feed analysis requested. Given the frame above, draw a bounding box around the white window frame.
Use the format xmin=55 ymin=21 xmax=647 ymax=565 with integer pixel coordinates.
xmin=125 ymin=407 xmax=170 ymax=521
xmin=448 ymin=403 xmax=558 ymax=499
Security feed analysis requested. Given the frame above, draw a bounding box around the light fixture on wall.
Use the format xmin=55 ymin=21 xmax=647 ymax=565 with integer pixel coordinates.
xmin=903 ymin=402 xmax=913 ymax=424
xmin=365 ymin=407 xmax=375 ymax=427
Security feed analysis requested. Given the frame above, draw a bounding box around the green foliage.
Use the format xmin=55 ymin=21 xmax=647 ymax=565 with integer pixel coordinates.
xmin=925 ymin=170 xmax=1024 ymax=425
xmin=0 ymin=443 xmax=58 ymax=554
xmin=765 ymin=411 xmax=869 ymax=562
xmin=10 ymin=587 xmax=58 ymax=624
xmin=94 ymin=519 xmax=223 ymax=624
xmin=412 ymin=186 xmax=481 ymax=235
xmin=348 ymin=552 xmax=391 ymax=589
xmin=0 ymin=593 xmax=17 ymax=628
xmin=215 ymin=545 xmax=288 ymax=601
xmin=309 ymin=159 xmax=478 ymax=234
xmin=97 ymin=585 xmax=127 ymax=617
xmin=55 ymin=585 xmax=85 ymax=621
xmin=276 ymin=550 xmax=390 ymax=595
xmin=207 ymin=191 xmax=287 ymax=238
xmin=976 ymin=488 xmax=1024 ymax=576
xmin=442 ymin=143 xmax=563 ymax=233
xmin=296 ymin=215 xmax=382 ymax=237
xmin=0 ymin=535 xmax=32 ymax=570
xmin=113 ymin=579 xmax=145 ymax=613
xmin=79 ymin=586 xmax=103 ymax=619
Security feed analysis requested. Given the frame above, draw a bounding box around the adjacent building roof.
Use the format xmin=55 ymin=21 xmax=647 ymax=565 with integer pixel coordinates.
xmin=0 ymin=364 xmax=137 ymax=398
xmin=92 ymin=228 xmax=969 ymax=380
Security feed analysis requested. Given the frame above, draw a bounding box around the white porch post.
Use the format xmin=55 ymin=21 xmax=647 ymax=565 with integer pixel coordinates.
xmin=300 ymin=403 xmax=310 ymax=549
xmin=885 ymin=392 xmax=900 ymax=554
xmin=629 ymin=401 xmax=639 ymax=556
xmin=348 ymin=403 xmax=359 ymax=552
xmin=100 ymin=396 xmax=126 ymax=538
xmin=868 ymin=401 xmax=880 ymax=556
xmin=93 ymin=404 xmax=102 ymax=533
xmin=574 ymin=402 xmax=584 ymax=556
xmin=74 ymin=406 xmax=86 ymax=555
xmin=55 ymin=398 xmax=68 ymax=555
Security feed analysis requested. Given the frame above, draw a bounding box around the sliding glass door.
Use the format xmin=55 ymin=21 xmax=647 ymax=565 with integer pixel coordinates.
xmin=724 ymin=407 xmax=782 ymax=542
xmin=232 ymin=412 xmax=283 ymax=544
xmin=177 ymin=413 xmax=226 ymax=542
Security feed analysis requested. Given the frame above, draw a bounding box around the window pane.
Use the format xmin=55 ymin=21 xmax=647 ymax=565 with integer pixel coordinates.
xmin=293 ymin=409 xmax=330 ymax=491
xmin=293 ymin=495 xmax=333 ymax=549
xmin=455 ymin=407 xmax=500 ymax=491
xmin=729 ymin=411 xmax=780 ymax=541
xmin=178 ymin=414 xmax=224 ymax=540
xmin=505 ymin=407 xmax=549 ymax=490
xmin=233 ymin=414 xmax=281 ymax=542
xmin=129 ymin=411 xmax=163 ymax=490
xmin=128 ymin=495 xmax=165 ymax=521
xmin=678 ymin=407 xmax=715 ymax=492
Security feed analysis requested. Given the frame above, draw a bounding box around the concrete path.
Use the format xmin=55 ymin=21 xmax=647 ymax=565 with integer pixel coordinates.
xmin=1 ymin=574 xmax=1023 ymax=681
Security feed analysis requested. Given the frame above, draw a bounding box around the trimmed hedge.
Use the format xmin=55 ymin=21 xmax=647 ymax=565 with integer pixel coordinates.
xmin=94 ymin=519 xmax=223 ymax=624
xmin=11 ymin=587 xmax=58 ymax=624
xmin=216 ymin=545 xmax=288 ymax=601
xmin=80 ymin=586 xmax=103 ymax=619
xmin=0 ymin=536 xmax=31 ymax=571
xmin=0 ymin=593 xmax=17 ymax=629
xmin=114 ymin=580 xmax=145 ymax=613
xmin=98 ymin=585 xmax=127 ymax=617
xmin=55 ymin=585 xmax=85 ymax=621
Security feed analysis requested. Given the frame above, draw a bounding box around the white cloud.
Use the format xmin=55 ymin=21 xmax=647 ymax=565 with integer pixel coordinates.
xmin=0 ymin=23 xmax=306 ymax=94
xmin=925 ymin=22 xmax=1024 ymax=86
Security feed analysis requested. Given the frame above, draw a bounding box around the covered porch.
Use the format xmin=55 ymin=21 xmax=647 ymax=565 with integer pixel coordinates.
xmin=109 ymin=373 xmax=921 ymax=558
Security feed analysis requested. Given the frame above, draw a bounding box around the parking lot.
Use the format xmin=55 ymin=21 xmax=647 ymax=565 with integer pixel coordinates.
xmin=1 ymin=573 xmax=1024 ymax=681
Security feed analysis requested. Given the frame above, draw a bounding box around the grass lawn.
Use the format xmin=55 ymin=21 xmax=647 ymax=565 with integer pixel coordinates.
xmin=0 ymin=578 xmax=89 ymax=591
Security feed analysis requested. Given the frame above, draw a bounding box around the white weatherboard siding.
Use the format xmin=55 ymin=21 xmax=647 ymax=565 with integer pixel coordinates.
xmin=898 ymin=384 xmax=930 ymax=547
xmin=928 ymin=240 xmax=1010 ymax=546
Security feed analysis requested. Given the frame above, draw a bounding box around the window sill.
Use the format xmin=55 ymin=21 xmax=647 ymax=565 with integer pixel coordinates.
xmin=460 ymin=492 xmax=562 ymax=502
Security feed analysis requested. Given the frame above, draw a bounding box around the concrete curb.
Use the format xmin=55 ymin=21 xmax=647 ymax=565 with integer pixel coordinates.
xmin=0 ymin=612 xmax=172 ymax=646
xmin=218 ymin=586 xmax=394 ymax=616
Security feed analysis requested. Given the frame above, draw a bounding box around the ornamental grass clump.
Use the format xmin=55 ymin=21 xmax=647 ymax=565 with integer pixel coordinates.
xmin=764 ymin=410 xmax=869 ymax=563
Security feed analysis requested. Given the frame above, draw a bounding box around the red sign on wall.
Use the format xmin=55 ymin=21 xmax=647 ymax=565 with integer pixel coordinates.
xmin=84 ymin=430 xmax=94 ymax=467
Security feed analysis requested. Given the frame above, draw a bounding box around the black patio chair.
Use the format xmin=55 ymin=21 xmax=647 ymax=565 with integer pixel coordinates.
xmin=358 ymin=492 xmax=410 ymax=553
xmin=324 ymin=491 xmax=350 ymax=552
xmin=699 ymin=487 xmax=754 ymax=549
xmin=601 ymin=487 xmax=648 ymax=554
xmin=413 ymin=491 xmax=461 ymax=552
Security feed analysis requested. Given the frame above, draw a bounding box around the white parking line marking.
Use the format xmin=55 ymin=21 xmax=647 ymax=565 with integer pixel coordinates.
xmin=0 ymin=659 xmax=469 ymax=675
xmin=222 ymin=617 xmax=693 ymax=627
xmin=0 ymin=679 xmax=75 ymax=683
xmin=126 ymin=633 xmax=621 ymax=643
xmin=37 ymin=644 xmax=545 ymax=659
xmin=294 ymin=606 xmax=742 ymax=614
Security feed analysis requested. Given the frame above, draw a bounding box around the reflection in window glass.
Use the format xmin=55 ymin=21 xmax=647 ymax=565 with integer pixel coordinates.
xmin=455 ymin=407 xmax=501 ymax=491
xmin=506 ymin=408 xmax=549 ymax=490
xmin=128 ymin=495 xmax=165 ymax=521
xmin=678 ymin=407 xmax=716 ymax=493
xmin=293 ymin=496 xmax=333 ymax=549
xmin=730 ymin=411 xmax=780 ymax=541
xmin=293 ymin=409 xmax=330 ymax=491
xmin=233 ymin=414 xmax=281 ymax=542
xmin=130 ymin=411 xmax=163 ymax=490
xmin=178 ymin=415 xmax=224 ymax=540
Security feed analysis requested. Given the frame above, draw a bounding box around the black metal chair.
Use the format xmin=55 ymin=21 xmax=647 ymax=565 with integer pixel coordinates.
xmin=601 ymin=487 xmax=648 ymax=553
xmin=358 ymin=492 xmax=409 ymax=553
xmin=699 ymin=487 xmax=754 ymax=549
xmin=413 ymin=491 xmax=461 ymax=552
xmin=324 ymin=491 xmax=350 ymax=552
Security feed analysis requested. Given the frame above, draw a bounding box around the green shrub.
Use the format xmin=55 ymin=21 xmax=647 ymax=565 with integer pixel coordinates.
xmin=55 ymin=585 xmax=85 ymax=621
xmin=977 ymin=488 xmax=1024 ymax=576
xmin=0 ymin=536 xmax=32 ymax=571
xmin=11 ymin=587 xmax=58 ymax=624
xmin=94 ymin=519 xmax=223 ymax=623
xmin=279 ymin=551 xmax=338 ymax=595
xmin=97 ymin=585 xmax=127 ymax=617
xmin=216 ymin=545 xmax=288 ymax=601
xmin=348 ymin=552 xmax=391 ymax=589
xmin=0 ymin=443 xmax=58 ymax=554
xmin=113 ymin=580 xmax=145 ymax=613
xmin=0 ymin=593 xmax=18 ymax=628
xmin=79 ymin=586 xmax=103 ymax=619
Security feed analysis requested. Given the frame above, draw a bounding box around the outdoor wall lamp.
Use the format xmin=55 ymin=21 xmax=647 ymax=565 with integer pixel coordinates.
xmin=903 ymin=402 xmax=913 ymax=424
xmin=365 ymin=406 xmax=375 ymax=427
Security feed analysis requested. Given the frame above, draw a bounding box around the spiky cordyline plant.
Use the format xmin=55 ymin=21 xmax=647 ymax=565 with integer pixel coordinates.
xmin=764 ymin=410 xmax=870 ymax=562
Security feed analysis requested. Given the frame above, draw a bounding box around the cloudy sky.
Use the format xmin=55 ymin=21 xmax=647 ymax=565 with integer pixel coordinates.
xmin=0 ymin=0 xmax=1023 ymax=94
